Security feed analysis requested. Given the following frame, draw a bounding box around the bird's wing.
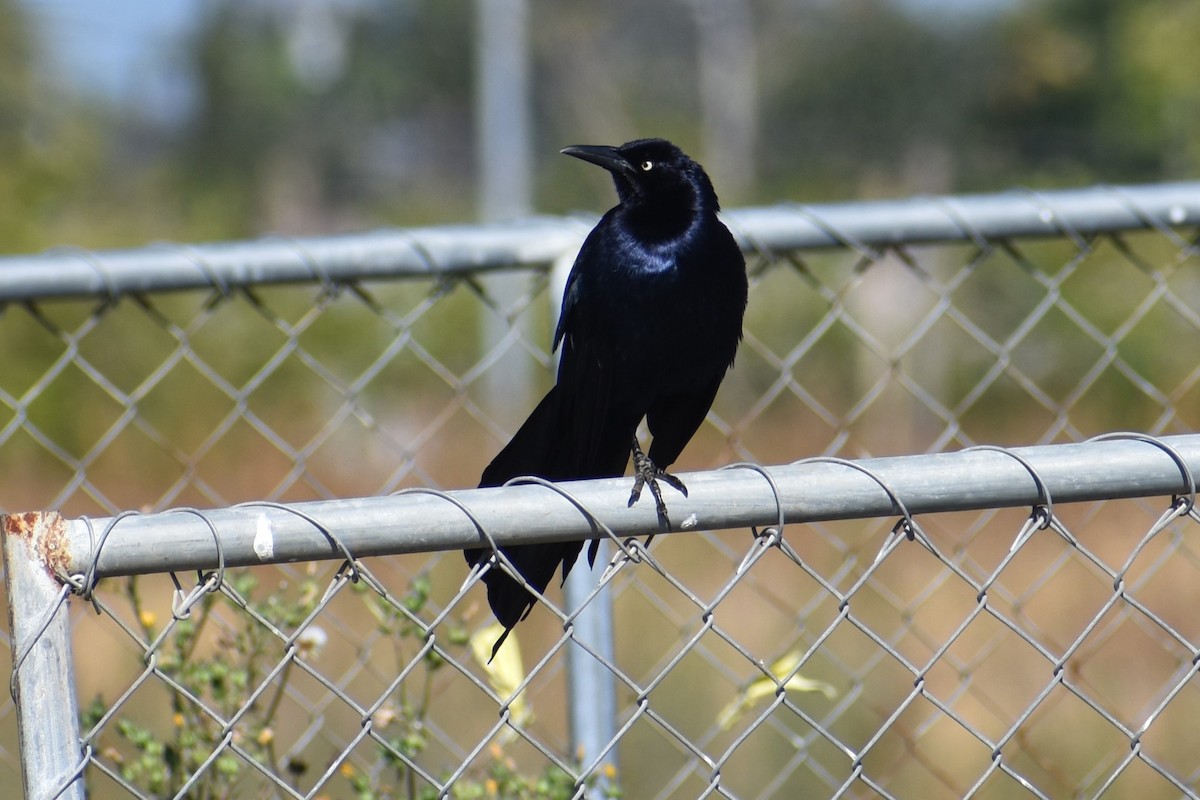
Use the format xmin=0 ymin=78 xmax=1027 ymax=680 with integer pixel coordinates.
xmin=550 ymin=227 xmax=637 ymax=479
xmin=553 ymin=326 xmax=633 ymax=478
xmin=552 ymin=275 xmax=578 ymax=354
xmin=552 ymin=241 xmax=586 ymax=353
xmin=645 ymin=374 xmax=725 ymax=470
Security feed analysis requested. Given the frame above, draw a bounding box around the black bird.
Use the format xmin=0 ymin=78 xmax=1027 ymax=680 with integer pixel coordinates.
xmin=465 ymin=138 xmax=747 ymax=657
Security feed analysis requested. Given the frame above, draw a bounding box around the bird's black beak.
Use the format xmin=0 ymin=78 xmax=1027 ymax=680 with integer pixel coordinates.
xmin=561 ymin=145 xmax=635 ymax=178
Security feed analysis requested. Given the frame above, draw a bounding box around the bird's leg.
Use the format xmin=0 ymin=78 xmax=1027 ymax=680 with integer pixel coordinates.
xmin=629 ymin=436 xmax=688 ymax=526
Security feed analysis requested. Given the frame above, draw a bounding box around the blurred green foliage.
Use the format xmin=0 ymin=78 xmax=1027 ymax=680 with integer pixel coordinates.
xmin=2 ymin=0 xmax=1197 ymax=253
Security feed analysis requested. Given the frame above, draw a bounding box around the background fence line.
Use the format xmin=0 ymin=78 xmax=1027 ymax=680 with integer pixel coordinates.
xmin=2 ymin=181 xmax=1199 ymax=798
xmin=1 ymin=182 xmax=1198 ymax=301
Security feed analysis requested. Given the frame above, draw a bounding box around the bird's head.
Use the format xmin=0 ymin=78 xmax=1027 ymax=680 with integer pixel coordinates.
xmin=561 ymin=138 xmax=720 ymax=223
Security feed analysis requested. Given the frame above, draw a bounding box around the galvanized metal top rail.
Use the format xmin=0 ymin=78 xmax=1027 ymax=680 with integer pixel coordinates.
xmin=42 ymin=434 xmax=1200 ymax=580
xmin=1 ymin=182 xmax=1198 ymax=301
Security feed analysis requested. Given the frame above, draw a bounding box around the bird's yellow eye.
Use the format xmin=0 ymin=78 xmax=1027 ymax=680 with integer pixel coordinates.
xmin=640 ymin=160 xmax=654 ymax=171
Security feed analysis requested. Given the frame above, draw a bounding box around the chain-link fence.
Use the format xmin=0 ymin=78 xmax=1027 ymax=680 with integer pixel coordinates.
xmin=3 ymin=182 xmax=1200 ymax=799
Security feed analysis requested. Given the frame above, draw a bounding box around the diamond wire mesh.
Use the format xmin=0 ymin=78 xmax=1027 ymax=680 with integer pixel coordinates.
xmin=2 ymin=189 xmax=1200 ymax=798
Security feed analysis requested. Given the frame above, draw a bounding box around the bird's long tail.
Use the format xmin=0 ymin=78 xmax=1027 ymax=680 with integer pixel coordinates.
xmin=465 ymin=387 xmax=588 ymax=660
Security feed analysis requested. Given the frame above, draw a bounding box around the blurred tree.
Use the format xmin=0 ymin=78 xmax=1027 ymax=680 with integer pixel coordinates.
xmin=0 ymin=0 xmax=174 ymax=252
xmin=0 ymin=0 xmax=31 ymax=145
xmin=0 ymin=0 xmax=36 ymax=248
xmin=754 ymin=0 xmax=999 ymax=199
xmin=0 ymin=0 xmax=102 ymax=251
xmin=981 ymin=0 xmax=1199 ymax=184
xmin=1117 ymin=0 xmax=1200 ymax=177
xmin=180 ymin=1 xmax=475 ymax=235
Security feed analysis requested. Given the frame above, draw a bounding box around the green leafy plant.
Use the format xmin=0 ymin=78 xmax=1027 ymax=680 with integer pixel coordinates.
xmin=82 ymin=568 xmax=619 ymax=799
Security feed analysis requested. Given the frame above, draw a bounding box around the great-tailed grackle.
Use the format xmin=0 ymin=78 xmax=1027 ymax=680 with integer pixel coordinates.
xmin=465 ymin=138 xmax=748 ymax=657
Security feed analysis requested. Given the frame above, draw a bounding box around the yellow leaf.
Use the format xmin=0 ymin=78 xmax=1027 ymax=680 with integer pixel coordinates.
xmin=718 ymin=650 xmax=836 ymax=730
xmin=469 ymin=624 xmax=533 ymax=733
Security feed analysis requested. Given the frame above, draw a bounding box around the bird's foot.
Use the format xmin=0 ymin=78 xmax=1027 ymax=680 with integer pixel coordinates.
xmin=629 ymin=437 xmax=688 ymax=526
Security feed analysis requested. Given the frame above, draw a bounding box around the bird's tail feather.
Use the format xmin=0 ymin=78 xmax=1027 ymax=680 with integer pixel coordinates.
xmin=466 ymin=383 xmax=632 ymax=656
xmin=466 ymin=387 xmax=573 ymax=654
xmin=466 ymin=540 xmax=584 ymax=661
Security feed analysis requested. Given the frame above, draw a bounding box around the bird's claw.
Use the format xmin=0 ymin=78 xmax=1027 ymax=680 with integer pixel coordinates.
xmin=629 ymin=437 xmax=688 ymax=527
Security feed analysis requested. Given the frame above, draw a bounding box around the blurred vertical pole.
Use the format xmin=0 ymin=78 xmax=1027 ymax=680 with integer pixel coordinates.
xmin=475 ymin=0 xmax=618 ymax=784
xmin=476 ymin=0 xmax=531 ymax=222
xmin=692 ymin=0 xmax=757 ymax=203
xmin=475 ymin=0 xmax=533 ymax=409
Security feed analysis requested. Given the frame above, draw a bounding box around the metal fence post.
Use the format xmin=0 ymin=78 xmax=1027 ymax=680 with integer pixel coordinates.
xmin=565 ymin=540 xmax=619 ymax=782
xmin=2 ymin=512 xmax=86 ymax=800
